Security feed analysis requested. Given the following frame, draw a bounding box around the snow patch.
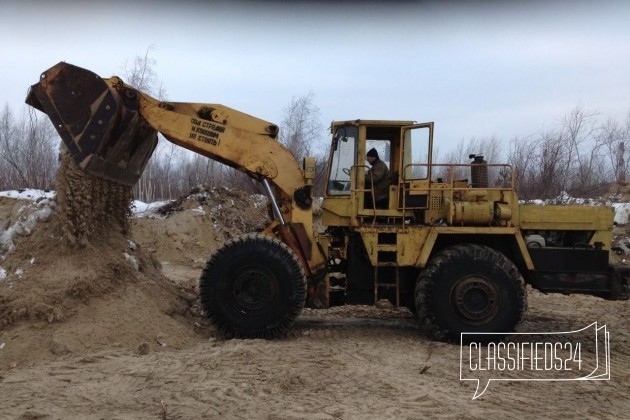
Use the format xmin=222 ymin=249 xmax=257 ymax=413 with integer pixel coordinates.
xmin=191 ymin=206 xmax=206 ymax=214
xmin=0 ymin=189 xmax=55 ymax=201
xmin=132 ymin=200 xmax=173 ymax=218
xmin=612 ymin=203 xmax=630 ymax=225
xmin=0 ymin=198 xmax=56 ymax=256
xmin=122 ymin=252 xmax=139 ymax=271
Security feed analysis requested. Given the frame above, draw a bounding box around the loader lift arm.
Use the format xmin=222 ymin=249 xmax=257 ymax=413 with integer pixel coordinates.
xmin=25 ymin=62 xmax=310 ymax=207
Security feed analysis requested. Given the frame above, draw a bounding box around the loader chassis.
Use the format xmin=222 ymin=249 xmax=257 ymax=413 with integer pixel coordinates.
xmin=26 ymin=63 xmax=628 ymax=343
xmin=317 ymin=120 xmax=627 ymax=340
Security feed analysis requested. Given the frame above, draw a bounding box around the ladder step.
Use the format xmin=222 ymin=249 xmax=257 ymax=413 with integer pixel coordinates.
xmin=374 ymin=262 xmax=401 ymax=307
xmin=376 ymin=244 xmax=397 ymax=252
xmin=376 ymin=262 xmax=398 ymax=267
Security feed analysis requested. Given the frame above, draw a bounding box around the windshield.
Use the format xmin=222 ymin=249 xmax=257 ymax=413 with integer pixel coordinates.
xmin=327 ymin=126 xmax=358 ymax=195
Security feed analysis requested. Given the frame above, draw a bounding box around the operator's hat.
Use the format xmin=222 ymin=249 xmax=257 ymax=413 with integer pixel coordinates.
xmin=367 ymin=148 xmax=379 ymax=158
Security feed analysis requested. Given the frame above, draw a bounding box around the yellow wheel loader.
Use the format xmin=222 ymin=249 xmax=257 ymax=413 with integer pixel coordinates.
xmin=26 ymin=62 xmax=629 ymax=342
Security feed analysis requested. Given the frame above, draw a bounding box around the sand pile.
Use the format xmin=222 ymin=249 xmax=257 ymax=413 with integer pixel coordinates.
xmin=154 ymin=185 xmax=270 ymax=240
xmin=132 ymin=185 xmax=270 ymax=266
xmin=0 ymin=151 xmax=204 ymax=370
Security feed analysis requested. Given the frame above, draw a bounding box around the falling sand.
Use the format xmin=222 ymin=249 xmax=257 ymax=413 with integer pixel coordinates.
xmin=55 ymin=148 xmax=133 ymax=247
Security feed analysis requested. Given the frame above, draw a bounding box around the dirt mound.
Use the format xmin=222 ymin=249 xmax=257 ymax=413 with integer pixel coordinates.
xmin=0 ymin=171 xmax=275 ymax=370
xmin=155 ymin=185 xmax=270 ymax=240
xmin=0 ymin=201 xmax=206 ymax=369
xmin=0 ymin=154 xmax=209 ymax=370
xmin=132 ymin=185 xmax=270 ymax=266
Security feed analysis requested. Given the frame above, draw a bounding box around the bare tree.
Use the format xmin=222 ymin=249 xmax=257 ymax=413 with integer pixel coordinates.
xmin=123 ymin=46 xmax=167 ymax=100
xmin=280 ymin=92 xmax=325 ymax=161
xmin=279 ymin=92 xmax=327 ymax=195
xmin=180 ymin=153 xmax=222 ymax=189
xmin=535 ymin=129 xmax=569 ymax=199
xmin=0 ymin=105 xmax=25 ymax=187
xmin=599 ymin=117 xmax=630 ymax=185
xmin=559 ymin=106 xmax=602 ymax=194
xmin=506 ymin=135 xmax=536 ymax=197
xmin=0 ymin=104 xmax=57 ymax=190
xmin=122 ymin=47 xmax=185 ymax=202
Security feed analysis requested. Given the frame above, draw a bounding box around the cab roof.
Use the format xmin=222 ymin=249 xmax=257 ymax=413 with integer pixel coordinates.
xmin=331 ymin=119 xmax=416 ymax=127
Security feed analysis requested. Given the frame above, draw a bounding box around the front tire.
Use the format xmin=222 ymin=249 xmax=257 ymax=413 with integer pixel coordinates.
xmin=200 ymin=233 xmax=306 ymax=338
xmin=415 ymin=244 xmax=526 ymax=343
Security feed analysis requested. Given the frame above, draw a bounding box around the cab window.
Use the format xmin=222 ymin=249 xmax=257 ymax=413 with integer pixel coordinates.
xmin=402 ymin=126 xmax=430 ymax=180
xmin=327 ymin=126 xmax=358 ymax=195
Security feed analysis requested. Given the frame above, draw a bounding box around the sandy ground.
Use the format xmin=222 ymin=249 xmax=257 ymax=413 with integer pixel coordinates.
xmin=1 ymin=191 xmax=629 ymax=419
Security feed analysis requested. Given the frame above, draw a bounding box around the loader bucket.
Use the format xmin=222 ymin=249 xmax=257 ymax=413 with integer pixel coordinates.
xmin=26 ymin=62 xmax=158 ymax=186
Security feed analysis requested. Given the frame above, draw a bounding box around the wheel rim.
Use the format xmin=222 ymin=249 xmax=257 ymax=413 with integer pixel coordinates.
xmin=232 ymin=265 xmax=278 ymax=311
xmin=450 ymin=275 xmax=500 ymax=325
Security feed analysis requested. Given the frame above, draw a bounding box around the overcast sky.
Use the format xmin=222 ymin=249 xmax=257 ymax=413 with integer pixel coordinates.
xmin=1 ymin=0 xmax=629 ymax=156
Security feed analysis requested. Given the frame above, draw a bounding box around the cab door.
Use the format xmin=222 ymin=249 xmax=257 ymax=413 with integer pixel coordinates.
xmin=322 ymin=124 xmax=359 ymax=224
xmin=399 ymin=123 xmax=433 ymax=209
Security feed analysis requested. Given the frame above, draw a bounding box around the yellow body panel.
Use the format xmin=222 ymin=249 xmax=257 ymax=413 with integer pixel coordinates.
xmin=357 ymin=227 xmax=431 ymax=266
xmin=519 ymin=204 xmax=613 ymax=248
xmin=519 ymin=204 xmax=613 ymax=230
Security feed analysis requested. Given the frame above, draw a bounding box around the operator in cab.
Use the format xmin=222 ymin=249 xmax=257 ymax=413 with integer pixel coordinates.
xmin=365 ymin=147 xmax=390 ymax=209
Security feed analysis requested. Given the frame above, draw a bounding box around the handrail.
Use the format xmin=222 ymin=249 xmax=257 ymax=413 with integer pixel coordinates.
xmin=401 ymin=163 xmax=516 ymax=191
xmin=348 ymin=162 xmax=515 ymax=227
xmin=349 ymin=164 xmax=378 ymax=223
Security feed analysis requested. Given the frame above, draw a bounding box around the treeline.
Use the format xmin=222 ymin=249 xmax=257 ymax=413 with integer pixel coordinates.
xmin=0 ymin=106 xmax=57 ymax=191
xmin=437 ymin=107 xmax=630 ymax=200
xmin=2 ymin=100 xmax=629 ymax=202
xmin=508 ymin=107 xmax=630 ymax=199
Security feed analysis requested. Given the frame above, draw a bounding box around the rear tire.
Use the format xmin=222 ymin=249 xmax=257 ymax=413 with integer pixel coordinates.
xmin=415 ymin=244 xmax=526 ymax=343
xmin=200 ymin=233 xmax=306 ymax=338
